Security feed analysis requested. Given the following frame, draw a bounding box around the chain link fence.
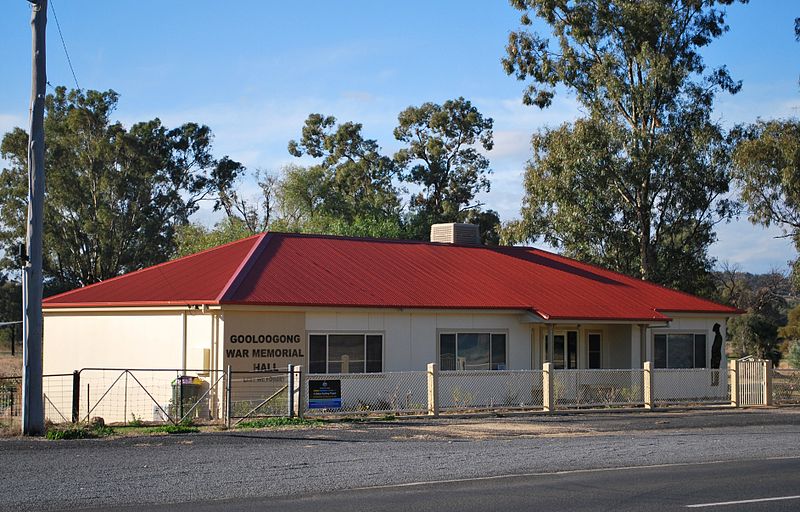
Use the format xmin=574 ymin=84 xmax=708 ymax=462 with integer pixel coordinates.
xmin=772 ymin=369 xmax=800 ymax=405
xmin=652 ymin=368 xmax=729 ymax=406
xmin=439 ymin=370 xmax=543 ymax=411
xmin=228 ymin=370 xmax=292 ymax=424
xmin=304 ymin=371 xmax=428 ymax=415
xmin=554 ymin=369 xmax=644 ymax=408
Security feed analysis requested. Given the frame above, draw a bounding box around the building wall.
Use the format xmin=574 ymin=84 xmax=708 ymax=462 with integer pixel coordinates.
xmin=43 ymin=311 xmax=186 ymax=374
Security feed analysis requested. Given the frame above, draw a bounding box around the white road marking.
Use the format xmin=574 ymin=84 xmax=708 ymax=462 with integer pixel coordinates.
xmin=352 ymin=455 xmax=800 ymax=491
xmin=686 ymin=495 xmax=800 ymax=508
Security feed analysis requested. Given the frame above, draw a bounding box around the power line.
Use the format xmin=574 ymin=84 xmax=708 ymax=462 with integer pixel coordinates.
xmin=48 ymin=0 xmax=80 ymax=91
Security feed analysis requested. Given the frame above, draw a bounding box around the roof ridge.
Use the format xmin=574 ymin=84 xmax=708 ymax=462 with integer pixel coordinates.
xmin=217 ymin=232 xmax=273 ymax=303
xmin=43 ymin=234 xmax=262 ymax=304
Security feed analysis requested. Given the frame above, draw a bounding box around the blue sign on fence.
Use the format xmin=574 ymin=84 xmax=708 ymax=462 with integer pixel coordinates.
xmin=308 ymin=379 xmax=342 ymax=409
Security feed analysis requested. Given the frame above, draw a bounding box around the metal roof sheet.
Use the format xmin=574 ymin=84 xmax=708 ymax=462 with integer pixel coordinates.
xmin=44 ymin=232 xmax=740 ymax=320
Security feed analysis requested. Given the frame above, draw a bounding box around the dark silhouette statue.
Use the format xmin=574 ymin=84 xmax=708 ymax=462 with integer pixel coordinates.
xmin=711 ymin=323 xmax=723 ymax=386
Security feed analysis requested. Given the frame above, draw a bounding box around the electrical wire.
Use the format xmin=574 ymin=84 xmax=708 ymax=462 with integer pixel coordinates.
xmin=48 ymin=0 xmax=80 ymax=91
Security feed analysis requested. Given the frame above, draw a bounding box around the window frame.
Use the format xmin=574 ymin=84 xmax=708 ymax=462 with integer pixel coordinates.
xmin=542 ymin=330 xmax=579 ymax=369
xmin=438 ymin=330 xmax=509 ymax=371
xmin=652 ymin=331 xmax=707 ymax=369
xmin=308 ymin=332 xmax=384 ymax=374
xmin=587 ymin=331 xmax=603 ymax=369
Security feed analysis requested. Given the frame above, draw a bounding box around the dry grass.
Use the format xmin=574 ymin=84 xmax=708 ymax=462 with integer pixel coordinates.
xmin=0 ymin=353 xmax=22 ymax=378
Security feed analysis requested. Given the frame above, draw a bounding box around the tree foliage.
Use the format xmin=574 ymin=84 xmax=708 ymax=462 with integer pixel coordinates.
xmin=393 ymin=97 xmax=497 ymax=240
xmin=502 ymin=0 xmax=742 ymax=294
xmin=732 ymin=119 xmax=800 ymax=286
xmin=0 ymin=87 xmax=242 ymax=288
xmin=287 ymin=114 xmax=403 ymax=233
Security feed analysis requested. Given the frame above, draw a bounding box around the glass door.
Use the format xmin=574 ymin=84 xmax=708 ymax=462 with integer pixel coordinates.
xmin=549 ymin=331 xmax=578 ymax=369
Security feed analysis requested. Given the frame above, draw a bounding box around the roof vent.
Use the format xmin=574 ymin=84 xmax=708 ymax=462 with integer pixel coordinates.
xmin=430 ymin=223 xmax=481 ymax=245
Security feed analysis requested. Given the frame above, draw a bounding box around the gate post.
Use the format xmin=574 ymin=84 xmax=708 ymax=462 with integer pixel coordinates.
xmin=427 ymin=363 xmax=439 ymax=417
xmin=543 ymin=362 xmax=554 ymax=412
xmin=643 ymin=361 xmax=654 ymax=410
xmin=763 ymin=360 xmax=773 ymax=406
xmin=729 ymin=360 xmax=739 ymax=407
xmin=294 ymin=365 xmax=304 ymax=418
xmin=225 ymin=365 xmax=232 ymax=428
xmin=287 ymin=364 xmax=295 ymax=418
xmin=71 ymin=370 xmax=80 ymax=423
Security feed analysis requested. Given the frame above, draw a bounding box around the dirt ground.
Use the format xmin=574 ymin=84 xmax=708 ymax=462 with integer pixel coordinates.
xmin=0 ymin=353 xmax=22 ymax=377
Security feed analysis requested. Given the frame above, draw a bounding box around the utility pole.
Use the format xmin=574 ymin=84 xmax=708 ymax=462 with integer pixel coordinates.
xmin=22 ymin=0 xmax=47 ymax=436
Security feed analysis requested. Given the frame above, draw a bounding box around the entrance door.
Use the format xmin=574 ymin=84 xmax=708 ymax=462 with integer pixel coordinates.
xmin=551 ymin=331 xmax=578 ymax=369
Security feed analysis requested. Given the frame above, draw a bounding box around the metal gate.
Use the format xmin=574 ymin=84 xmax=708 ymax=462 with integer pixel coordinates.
xmin=738 ymin=359 xmax=768 ymax=406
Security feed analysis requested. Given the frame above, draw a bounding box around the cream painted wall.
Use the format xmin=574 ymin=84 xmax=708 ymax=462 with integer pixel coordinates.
xmin=43 ymin=311 xmax=188 ymax=374
xmin=305 ymin=311 xmax=532 ymax=372
xmin=650 ymin=315 xmax=728 ymax=369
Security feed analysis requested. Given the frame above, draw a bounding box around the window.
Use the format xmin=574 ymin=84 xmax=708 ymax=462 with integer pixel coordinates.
xmin=653 ymin=333 xmax=706 ymax=369
xmin=547 ymin=331 xmax=578 ymax=369
xmin=308 ymin=334 xmax=383 ymax=374
xmin=439 ymin=332 xmax=507 ymax=370
xmin=588 ymin=333 xmax=602 ymax=369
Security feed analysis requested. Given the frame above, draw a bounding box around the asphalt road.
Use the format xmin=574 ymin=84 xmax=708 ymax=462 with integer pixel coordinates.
xmin=2 ymin=408 xmax=799 ymax=511
xmin=95 ymin=456 xmax=800 ymax=512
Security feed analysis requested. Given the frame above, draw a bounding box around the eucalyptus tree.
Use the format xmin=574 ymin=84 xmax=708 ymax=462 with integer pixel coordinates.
xmin=0 ymin=87 xmax=242 ymax=288
xmin=503 ymin=0 xmax=743 ymax=293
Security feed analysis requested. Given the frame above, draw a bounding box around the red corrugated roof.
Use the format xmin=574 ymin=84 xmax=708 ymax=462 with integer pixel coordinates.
xmin=43 ymin=232 xmax=740 ymax=321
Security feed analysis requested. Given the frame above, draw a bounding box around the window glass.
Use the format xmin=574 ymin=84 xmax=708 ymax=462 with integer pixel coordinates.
xmin=567 ymin=331 xmax=578 ymax=369
xmin=328 ymin=334 xmax=365 ymax=373
xmin=309 ymin=335 xmax=327 ymax=374
xmin=694 ymin=334 xmax=706 ymax=369
xmin=667 ymin=333 xmax=694 ymax=368
xmin=440 ymin=334 xmax=456 ymax=371
xmin=553 ymin=334 xmax=565 ymax=370
xmin=491 ymin=334 xmax=507 ymax=370
xmin=654 ymin=335 xmax=667 ymax=368
xmin=457 ymin=333 xmax=490 ymax=370
xmin=366 ymin=335 xmax=383 ymax=373
xmin=588 ymin=333 xmax=602 ymax=369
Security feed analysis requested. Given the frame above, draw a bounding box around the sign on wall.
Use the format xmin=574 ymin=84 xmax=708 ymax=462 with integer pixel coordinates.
xmin=223 ymin=312 xmax=306 ymax=372
xmin=308 ymin=379 xmax=342 ymax=409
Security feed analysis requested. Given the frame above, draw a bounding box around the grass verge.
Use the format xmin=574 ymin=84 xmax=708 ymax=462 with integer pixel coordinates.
xmin=46 ymin=424 xmax=115 ymax=440
xmin=234 ymin=417 xmax=323 ymax=429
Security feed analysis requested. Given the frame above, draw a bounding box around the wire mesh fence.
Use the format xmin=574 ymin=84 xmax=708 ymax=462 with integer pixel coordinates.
xmin=1 ymin=376 xmax=21 ymax=422
xmin=439 ymin=370 xmax=544 ymax=411
xmin=772 ymin=369 xmax=800 ymax=405
xmin=42 ymin=373 xmax=73 ymax=424
xmin=304 ymin=371 xmax=428 ymax=415
xmin=553 ymin=369 xmax=644 ymax=408
xmin=653 ymin=368 xmax=729 ymax=405
xmin=229 ymin=370 xmax=292 ymax=423
xmin=77 ymin=369 xmax=225 ymax=425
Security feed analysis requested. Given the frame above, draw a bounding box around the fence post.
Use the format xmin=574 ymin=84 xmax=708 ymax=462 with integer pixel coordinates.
xmin=543 ymin=362 xmax=554 ymax=412
xmin=427 ymin=363 xmax=439 ymax=417
xmin=729 ymin=360 xmax=739 ymax=407
xmin=763 ymin=360 xmax=773 ymax=406
xmin=287 ymin=364 xmax=295 ymax=418
xmin=294 ymin=365 xmax=304 ymax=418
xmin=225 ymin=365 xmax=232 ymax=428
xmin=71 ymin=370 xmax=80 ymax=423
xmin=643 ymin=361 xmax=654 ymax=410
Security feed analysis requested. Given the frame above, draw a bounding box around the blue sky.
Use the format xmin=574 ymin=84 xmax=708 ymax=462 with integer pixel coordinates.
xmin=1 ymin=1 xmax=798 ymax=273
